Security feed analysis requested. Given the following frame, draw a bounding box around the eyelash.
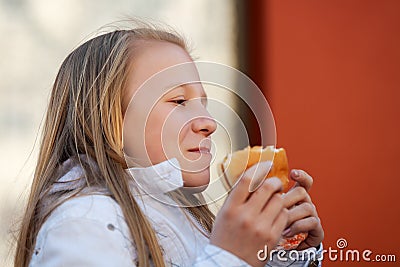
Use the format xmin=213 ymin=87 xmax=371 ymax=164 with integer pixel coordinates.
xmin=171 ymin=99 xmax=187 ymax=106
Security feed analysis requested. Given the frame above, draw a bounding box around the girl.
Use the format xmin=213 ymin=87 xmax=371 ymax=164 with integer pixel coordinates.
xmin=15 ymin=23 xmax=324 ymax=267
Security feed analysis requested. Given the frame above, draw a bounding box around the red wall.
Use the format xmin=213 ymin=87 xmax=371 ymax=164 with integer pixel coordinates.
xmin=246 ymin=1 xmax=400 ymax=266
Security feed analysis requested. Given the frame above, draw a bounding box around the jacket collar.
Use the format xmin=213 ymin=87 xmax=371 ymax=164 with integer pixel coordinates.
xmin=50 ymin=155 xmax=184 ymax=196
xmin=126 ymin=158 xmax=184 ymax=194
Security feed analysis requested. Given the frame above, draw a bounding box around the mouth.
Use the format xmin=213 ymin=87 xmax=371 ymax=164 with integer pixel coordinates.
xmin=187 ymin=147 xmax=211 ymax=154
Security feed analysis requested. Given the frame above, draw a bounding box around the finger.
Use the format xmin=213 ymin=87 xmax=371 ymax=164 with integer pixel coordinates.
xmin=247 ymin=177 xmax=283 ymax=212
xmin=282 ymin=186 xmax=311 ymax=208
xmin=286 ymin=202 xmax=316 ymax=227
xmin=283 ymin=216 xmax=320 ymax=238
xmin=225 ymin=174 xmax=253 ymax=206
xmin=270 ymin=208 xmax=289 ymax=240
xmin=290 ymin=169 xmax=313 ymax=191
xmin=259 ymin=193 xmax=285 ymax=225
xmin=226 ymin=161 xmax=273 ymax=205
xmin=295 ymin=220 xmax=324 ymax=250
xmin=246 ymin=161 xmax=273 ymax=192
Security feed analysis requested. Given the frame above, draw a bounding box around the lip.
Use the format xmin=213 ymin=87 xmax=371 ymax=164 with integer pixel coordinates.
xmin=187 ymin=147 xmax=211 ymax=154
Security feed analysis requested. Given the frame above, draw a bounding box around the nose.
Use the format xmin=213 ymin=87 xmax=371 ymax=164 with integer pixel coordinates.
xmin=191 ymin=112 xmax=217 ymax=137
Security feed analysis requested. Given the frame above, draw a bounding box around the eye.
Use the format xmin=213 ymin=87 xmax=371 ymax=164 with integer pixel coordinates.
xmin=170 ymin=99 xmax=187 ymax=106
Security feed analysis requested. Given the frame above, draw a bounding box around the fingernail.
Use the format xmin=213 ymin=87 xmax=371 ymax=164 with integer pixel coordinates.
xmin=282 ymin=228 xmax=291 ymax=237
xmin=293 ymin=170 xmax=300 ymax=178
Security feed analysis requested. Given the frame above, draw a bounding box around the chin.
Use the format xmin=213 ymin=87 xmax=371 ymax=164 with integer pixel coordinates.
xmin=181 ymin=169 xmax=210 ymax=193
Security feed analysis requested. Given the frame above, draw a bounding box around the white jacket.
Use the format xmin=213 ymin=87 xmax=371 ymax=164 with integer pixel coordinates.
xmin=29 ymin=158 xmax=322 ymax=267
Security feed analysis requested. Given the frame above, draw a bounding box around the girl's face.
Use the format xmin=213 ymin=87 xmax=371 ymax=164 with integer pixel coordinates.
xmin=122 ymin=40 xmax=217 ymax=190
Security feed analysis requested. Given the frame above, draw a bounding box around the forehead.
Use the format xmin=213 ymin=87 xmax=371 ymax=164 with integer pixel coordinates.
xmin=130 ymin=40 xmax=193 ymax=85
xmin=123 ymin=40 xmax=199 ymax=111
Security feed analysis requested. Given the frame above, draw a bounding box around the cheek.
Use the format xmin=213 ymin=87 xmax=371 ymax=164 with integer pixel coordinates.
xmin=144 ymin=112 xmax=167 ymax=163
xmin=144 ymin=107 xmax=188 ymax=164
xmin=163 ymin=114 xmax=190 ymax=159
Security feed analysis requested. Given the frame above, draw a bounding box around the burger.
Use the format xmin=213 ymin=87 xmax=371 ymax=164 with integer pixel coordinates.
xmin=219 ymin=145 xmax=307 ymax=250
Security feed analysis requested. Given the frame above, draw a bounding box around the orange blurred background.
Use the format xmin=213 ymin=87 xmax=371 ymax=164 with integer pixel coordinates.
xmin=241 ymin=0 xmax=400 ymax=266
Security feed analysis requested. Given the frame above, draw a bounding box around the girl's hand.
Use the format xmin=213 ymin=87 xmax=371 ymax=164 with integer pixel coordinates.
xmin=282 ymin=169 xmax=324 ymax=250
xmin=211 ymin=162 xmax=288 ymax=267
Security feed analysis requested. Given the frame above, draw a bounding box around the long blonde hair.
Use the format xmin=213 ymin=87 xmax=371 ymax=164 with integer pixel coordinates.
xmin=15 ymin=23 xmax=214 ymax=267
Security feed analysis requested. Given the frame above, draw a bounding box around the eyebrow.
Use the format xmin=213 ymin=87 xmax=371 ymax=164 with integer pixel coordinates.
xmin=173 ymin=84 xmax=208 ymax=105
xmin=181 ymin=83 xmax=207 ymax=98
